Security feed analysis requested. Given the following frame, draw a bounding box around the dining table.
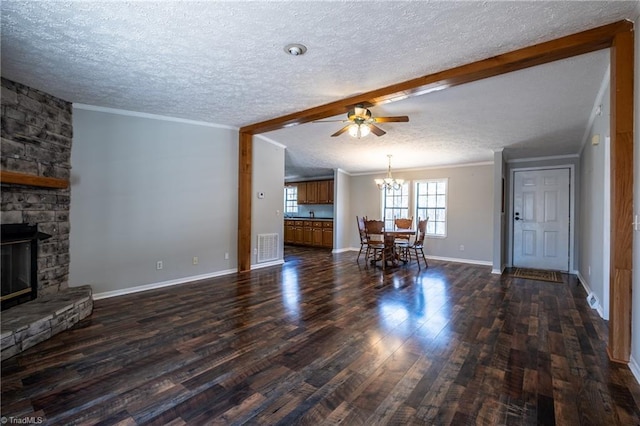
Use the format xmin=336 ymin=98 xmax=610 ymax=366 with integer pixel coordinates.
xmin=368 ymin=228 xmax=416 ymax=267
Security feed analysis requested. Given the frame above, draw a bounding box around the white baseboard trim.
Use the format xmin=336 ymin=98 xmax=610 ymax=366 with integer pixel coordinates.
xmin=425 ymin=255 xmax=492 ymax=267
xmin=629 ymin=355 xmax=640 ymax=385
xmin=491 ymin=264 xmax=506 ymax=275
xmin=251 ymin=259 xmax=285 ymax=270
xmin=92 ymin=268 xmax=238 ymax=300
xmin=341 ymin=248 xmax=492 ymax=267
xmin=333 ymin=247 xmax=355 ymax=254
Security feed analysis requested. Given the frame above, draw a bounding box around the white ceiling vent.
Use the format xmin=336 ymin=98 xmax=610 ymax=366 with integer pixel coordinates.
xmin=257 ymin=233 xmax=279 ymax=263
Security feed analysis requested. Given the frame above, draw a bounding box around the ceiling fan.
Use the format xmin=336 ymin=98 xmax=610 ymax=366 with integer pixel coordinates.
xmin=320 ymin=105 xmax=409 ymax=138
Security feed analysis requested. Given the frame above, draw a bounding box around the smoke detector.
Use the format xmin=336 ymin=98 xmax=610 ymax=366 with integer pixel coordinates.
xmin=284 ymin=43 xmax=307 ymax=56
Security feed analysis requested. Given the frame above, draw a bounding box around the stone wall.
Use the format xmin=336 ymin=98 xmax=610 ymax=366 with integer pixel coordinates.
xmin=1 ymin=78 xmax=73 ymax=296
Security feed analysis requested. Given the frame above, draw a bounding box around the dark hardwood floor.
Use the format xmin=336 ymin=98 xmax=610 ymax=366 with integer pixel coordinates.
xmin=2 ymin=246 xmax=640 ymax=425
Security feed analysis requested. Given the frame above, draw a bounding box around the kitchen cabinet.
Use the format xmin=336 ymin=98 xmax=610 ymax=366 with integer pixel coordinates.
xmin=285 ymin=220 xmax=305 ymax=244
xmin=303 ymin=221 xmax=314 ymax=244
xmin=284 ymin=219 xmax=333 ymax=248
xmin=317 ymin=180 xmax=332 ymax=204
xmin=294 ymin=224 xmax=304 ymax=242
xmin=311 ymin=221 xmax=324 ymax=246
xmin=322 ymin=221 xmax=333 ymax=248
xmin=296 ymin=182 xmax=307 ymax=204
xmin=295 ymin=179 xmax=333 ymax=204
xmin=284 ymin=220 xmax=295 ymax=243
xmin=284 ymin=220 xmax=295 ymax=244
xmin=306 ymin=181 xmax=318 ymax=204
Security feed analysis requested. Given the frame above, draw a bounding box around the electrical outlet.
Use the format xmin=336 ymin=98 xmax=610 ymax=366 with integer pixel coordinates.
xmin=225 ymin=252 xmax=229 ymax=260
xmin=156 ymin=260 xmax=163 ymax=270
xmin=459 ymin=245 xmax=465 ymax=251
xmin=192 ymin=256 xmax=198 ymax=265
xmin=254 ymin=248 xmax=258 ymax=255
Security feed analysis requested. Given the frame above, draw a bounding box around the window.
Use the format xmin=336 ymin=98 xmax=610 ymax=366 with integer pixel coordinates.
xmin=416 ymin=179 xmax=447 ymax=237
xmin=284 ymin=186 xmax=298 ymax=215
xmin=382 ymin=182 xmax=410 ymax=230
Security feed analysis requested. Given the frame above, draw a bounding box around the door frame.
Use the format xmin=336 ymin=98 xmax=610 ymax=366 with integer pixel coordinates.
xmin=507 ymin=164 xmax=575 ymax=273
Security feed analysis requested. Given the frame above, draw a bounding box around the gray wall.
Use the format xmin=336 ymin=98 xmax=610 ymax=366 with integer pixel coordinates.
xmin=346 ymin=163 xmax=494 ymax=264
xmin=70 ymin=106 xmax=239 ymax=296
xmin=252 ymin=135 xmax=285 ymax=265
xmin=334 ymin=169 xmax=351 ymax=251
xmin=579 ymin=81 xmax=610 ymax=318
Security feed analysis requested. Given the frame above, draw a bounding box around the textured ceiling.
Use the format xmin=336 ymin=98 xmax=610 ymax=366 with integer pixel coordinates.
xmin=1 ymin=1 xmax=638 ymax=178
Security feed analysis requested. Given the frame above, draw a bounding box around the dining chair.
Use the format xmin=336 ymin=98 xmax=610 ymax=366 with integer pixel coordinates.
xmin=356 ymin=215 xmax=369 ymax=262
xmin=394 ymin=216 xmax=413 ymax=232
xmin=393 ymin=216 xmax=414 ymax=260
xmin=407 ymin=217 xmax=428 ymax=268
xmin=364 ymin=219 xmax=391 ymax=269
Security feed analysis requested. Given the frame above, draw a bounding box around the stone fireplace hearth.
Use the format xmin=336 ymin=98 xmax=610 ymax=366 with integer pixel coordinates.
xmin=1 ymin=285 xmax=92 ymax=360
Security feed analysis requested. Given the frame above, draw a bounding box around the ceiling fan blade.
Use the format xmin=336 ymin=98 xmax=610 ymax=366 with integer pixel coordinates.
xmin=331 ymin=124 xmax=351 ymax=137
xmin=369 ymin=124 xmax=386 ymax=136
xmin=372 ymin=116 xmax=410 ymax=123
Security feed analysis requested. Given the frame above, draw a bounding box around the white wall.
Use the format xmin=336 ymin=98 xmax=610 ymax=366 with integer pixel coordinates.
xmin=347 ymin=163 xmax=494 ymax=264
xmin=252 ymin=136 xmax=285 ymax=266
xmin=578 ymin=80 xmax=610 ymax=319
xmin=334 ymin=169 xmax=352 ymax=251
xmin=70 ymin=106 xmax=239 ymax=297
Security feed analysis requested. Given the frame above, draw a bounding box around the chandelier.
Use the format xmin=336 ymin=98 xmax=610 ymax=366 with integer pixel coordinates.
xmin=375 ymin=155 xmax=404 ymax=191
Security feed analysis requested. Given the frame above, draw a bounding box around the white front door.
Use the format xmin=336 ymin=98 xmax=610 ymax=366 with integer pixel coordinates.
xmin=513 ymin=168 xmax=570 ymax=272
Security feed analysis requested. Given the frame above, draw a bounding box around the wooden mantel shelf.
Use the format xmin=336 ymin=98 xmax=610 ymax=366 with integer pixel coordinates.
xmin=0 ymin=170 xmax=69 ymax=189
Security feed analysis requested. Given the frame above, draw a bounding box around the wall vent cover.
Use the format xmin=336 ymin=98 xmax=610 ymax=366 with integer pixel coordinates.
xmin=257 ymin=233 xmax=279 ymax=263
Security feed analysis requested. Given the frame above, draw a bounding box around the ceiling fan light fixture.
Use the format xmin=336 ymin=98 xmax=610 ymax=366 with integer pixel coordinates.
xmin=349 ymin=106 xmax=371 ymax=120
xmin=348 ymin=123 xmax=370 ymax=138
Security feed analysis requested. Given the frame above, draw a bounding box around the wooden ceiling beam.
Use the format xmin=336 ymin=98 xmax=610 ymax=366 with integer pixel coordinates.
xmin=240 ymin=20 xmax=632 ymax=135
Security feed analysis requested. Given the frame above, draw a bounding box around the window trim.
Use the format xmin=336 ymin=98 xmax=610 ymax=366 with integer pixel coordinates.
xmin=414 ymin=178 xmax=448 ymax=238
xmin=380 ymin=182 xmax=410 ymax=230
xmin=284 ymin=185 xmax=298 ymax=215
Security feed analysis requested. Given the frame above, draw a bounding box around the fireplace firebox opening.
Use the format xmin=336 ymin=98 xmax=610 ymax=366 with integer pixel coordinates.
xmin=1 ymin=223 xmax=51 ymax=310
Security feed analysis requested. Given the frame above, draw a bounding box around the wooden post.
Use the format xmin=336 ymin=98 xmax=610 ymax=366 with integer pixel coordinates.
xmin=238 ymin=132 xmax=252 ymax=273
xmin=608 ymin=28 xmax=634 ymax=363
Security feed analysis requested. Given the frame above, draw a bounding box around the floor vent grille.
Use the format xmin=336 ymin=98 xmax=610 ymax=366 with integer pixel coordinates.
xmin=257 ymin=233 xmax=279 ymax=263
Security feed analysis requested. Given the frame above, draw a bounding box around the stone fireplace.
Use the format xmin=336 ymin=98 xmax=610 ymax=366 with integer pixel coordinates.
xmin=1 ymin=78 xmax=92 ymax=359
xmin=1 ymin=78 xmax=73 ymax=296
